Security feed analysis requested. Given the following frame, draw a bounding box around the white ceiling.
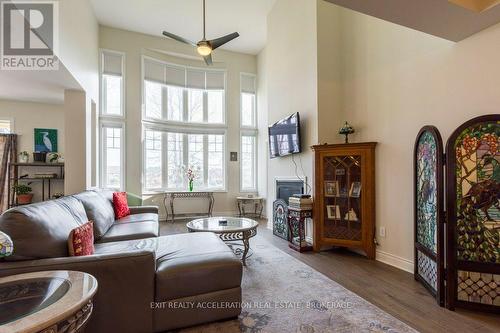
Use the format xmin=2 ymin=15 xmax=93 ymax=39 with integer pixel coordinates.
xmin=90 ymin=0 xmax=277 ymax=55
xmin=0 ymin=65 xmax=82 ymax=104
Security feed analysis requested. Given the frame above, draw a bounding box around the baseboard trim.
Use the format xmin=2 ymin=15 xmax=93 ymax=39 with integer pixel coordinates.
xmin=376 ymin=250 xmax=414 ymax=274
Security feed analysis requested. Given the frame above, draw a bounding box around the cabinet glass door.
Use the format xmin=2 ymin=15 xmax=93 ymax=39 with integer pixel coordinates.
xmin=322 ymin=155 xmax=362 ymax=241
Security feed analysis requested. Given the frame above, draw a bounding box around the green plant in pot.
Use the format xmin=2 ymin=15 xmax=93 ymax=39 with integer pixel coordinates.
xmin=13 ymin=183 xmax=33 ymax=205
xmin=18 ymin=151 xmax=29 ymax=163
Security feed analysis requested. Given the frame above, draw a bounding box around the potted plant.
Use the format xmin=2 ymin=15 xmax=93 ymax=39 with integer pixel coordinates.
xmin=13 ymin=183 xmax=33 ymax=205
xmin=47 ymin=152 xmax=60 ymax=163
xmin=18 ymin=151 xmax=29 ymax=163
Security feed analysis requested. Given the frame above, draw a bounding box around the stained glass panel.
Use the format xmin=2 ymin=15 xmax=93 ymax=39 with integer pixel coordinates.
xmin=454 ymin=121 xmax=500 ymax=264
xmin=416 ymin=131 xmax=439 ymax=253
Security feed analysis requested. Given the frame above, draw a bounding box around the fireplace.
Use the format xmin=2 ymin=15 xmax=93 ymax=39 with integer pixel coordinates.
xmin=273 ymin=178 xmax=305 ymax=240
xmin=276 ymin=179 xmax=304 ymax=203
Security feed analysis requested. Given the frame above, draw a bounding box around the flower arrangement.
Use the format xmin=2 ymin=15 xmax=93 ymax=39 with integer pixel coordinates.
xmin=184 ymin=166 xmax=199 ymax=192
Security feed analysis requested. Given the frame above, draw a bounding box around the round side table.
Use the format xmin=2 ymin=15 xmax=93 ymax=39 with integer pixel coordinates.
xmin=0 ymin=270 xmax=98 ymax=333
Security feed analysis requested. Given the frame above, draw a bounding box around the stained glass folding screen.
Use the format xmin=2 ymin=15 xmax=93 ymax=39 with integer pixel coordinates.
xmin=414 ymin=116 xmax=500 ymax=313
xmin=414 ymin=126 xmax=445 ymax=306
xmin=446 ymin=115 xmax=500 ymax=312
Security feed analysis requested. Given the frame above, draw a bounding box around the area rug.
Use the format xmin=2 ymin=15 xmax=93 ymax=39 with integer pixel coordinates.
xmin=179 ymin=235 xmax=417 ymax=333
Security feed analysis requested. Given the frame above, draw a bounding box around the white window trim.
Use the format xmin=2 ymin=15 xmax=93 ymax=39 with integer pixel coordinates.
xmin=100 ymin=120 xmax=126 ymax=191
xmin=0 ymin=117 xmax=14 ymax=133
xmin=100 ymin=49 xmax=126 ymax=119
xmin=239 ymin=72 xmax=258 ymax=192
xmin=240 ymin=129 xmax=258 ymax=192
xmin=141 ymin=55 xmax=227 ymax=126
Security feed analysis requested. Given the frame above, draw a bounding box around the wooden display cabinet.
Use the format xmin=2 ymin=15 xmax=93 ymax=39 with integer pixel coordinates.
xmin=312 ymin=142 xmax=377 ymax=258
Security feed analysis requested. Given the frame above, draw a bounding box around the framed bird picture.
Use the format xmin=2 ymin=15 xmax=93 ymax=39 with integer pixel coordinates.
xmin=34 ymin=128 xmax=58 ymax=152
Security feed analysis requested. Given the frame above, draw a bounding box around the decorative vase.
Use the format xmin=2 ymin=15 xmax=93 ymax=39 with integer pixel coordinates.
xmin=0 ymin=231 xmax=13 ymax=258
xmin=188 ymin=180 xmax=194 ymax=192
xmin=17 ymin=193 xmax=33 ymax=205
xmin=18 ymin=155 xmax=29 ymax=163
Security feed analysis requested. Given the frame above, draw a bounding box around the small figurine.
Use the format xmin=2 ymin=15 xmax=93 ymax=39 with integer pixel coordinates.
xmin=344 ymin=208 xmax=358 ymax=221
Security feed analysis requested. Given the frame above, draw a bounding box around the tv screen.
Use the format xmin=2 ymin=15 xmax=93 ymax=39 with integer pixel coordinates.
xmin=268 ymin=112 xmax=301 ymax=158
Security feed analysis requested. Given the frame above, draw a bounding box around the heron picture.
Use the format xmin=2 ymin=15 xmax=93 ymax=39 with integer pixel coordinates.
xmin=34 ymin=128 xmax=58 ymax=152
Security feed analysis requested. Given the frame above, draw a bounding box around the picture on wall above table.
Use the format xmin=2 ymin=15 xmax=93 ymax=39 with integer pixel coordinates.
xmin=34 ymin=128 xmax=57 ymax=152
xmin=324 ymin=181 xmax=340 ymax=197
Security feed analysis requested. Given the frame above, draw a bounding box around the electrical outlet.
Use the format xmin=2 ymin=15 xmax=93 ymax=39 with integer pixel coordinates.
xmin=379 ymin=227 xmax=386 ymax=238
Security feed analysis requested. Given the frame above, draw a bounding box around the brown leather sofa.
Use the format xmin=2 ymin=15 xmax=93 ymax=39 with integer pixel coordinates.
xmin=0 ymin=189 xmax=242 ymax=333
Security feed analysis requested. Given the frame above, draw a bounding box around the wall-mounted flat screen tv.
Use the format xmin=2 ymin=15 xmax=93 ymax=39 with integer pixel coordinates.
xmin=268 ymin=112 xmax=302 ymax=159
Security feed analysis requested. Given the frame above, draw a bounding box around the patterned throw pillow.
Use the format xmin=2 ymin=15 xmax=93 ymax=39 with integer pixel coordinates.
xmin=113 ymin=192 xmax=130 ymax=219
xmin=68 ymin=221 xmax=95 ymax=256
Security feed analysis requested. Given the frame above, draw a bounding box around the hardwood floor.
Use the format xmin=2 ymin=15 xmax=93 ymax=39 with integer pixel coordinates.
xmin=160 ymin=218 xmax=500 ymax=333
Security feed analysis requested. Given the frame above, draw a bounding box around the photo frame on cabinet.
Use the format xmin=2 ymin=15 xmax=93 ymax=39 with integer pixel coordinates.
xmin=324 ymin=181 xmax=340 ymax=197
xmin=349 ymin=182 xmax=362 ymax=197
xmin=326 ymin=205 xmax=341 ymax=219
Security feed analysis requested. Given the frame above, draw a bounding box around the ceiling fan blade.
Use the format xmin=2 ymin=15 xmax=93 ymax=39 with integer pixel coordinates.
xmin=162 ymin=31 xmax=196 ymax=46
xmin=203 ymin=54 xmax=213 ymax=66
xmin=209 ymin=32 xmax=240 ymax=50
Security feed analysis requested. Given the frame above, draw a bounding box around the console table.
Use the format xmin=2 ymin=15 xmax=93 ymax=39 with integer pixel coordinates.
xmin=164 ymin=192 xmax=215 ymax=223
xmin=236 ymin=196 xmax=264 ymax=219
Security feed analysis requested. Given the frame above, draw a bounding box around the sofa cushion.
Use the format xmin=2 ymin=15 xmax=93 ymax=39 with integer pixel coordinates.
xmin=0 ymin=196 xmax=88 ymax=260
xmin=68 ymin=221 xmax=95 ymax=256
xmin=155 ymin=233 xmax=242 ymax=301
xmin=116 ymin=213 xmax=158 ymax=224
xmin=73 ymin=191 xmax=115 ymax=240
xmin=97 ymin=221 xmax=159 ymax=243
xmin=113 ymin=192 xmax=130 ymax=219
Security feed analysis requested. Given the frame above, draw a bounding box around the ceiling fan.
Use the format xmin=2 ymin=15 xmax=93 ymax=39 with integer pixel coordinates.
xmin=162 ymin=0 xmax=240 ymax=65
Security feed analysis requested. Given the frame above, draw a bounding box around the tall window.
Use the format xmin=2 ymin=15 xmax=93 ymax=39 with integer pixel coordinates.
xmin=240 ymin=74 xmax=257 ymax=192
xmin=0 ymin=119 xmax=12 ymax=134
xmin=142 ymin=57 xmax=227 ymax=191
xmin=100 ymin=50 xmax=125 ymax=190
xmin=101 ymin=124 xmax=124 ymax=190
xmin=101 ymin=51 xmax=124 ymax=116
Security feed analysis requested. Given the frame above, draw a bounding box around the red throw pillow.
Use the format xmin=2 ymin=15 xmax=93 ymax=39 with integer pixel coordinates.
xmin=113 ymin=192 xmax=130 ymax=219
xmin=68 ymin=221 xmax=95 ymax=256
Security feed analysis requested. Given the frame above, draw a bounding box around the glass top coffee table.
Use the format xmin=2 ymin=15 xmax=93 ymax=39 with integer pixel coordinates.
xmin=187 ymin=217 xmax=258 ymax=266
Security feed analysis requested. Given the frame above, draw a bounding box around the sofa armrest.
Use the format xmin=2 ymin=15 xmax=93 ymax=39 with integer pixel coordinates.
xmin=129 ymin=205 xmax=159 ymax=215
xmin=0 ymin=250 xmax=155 ymax=333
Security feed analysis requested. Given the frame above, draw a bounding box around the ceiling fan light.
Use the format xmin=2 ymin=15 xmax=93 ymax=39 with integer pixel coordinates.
xmin=197 ymin=43 xmax=212 ymax=56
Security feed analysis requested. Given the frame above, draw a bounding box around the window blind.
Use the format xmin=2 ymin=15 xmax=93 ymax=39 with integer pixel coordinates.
xmin=143 ymin=58 xmax=225 ymax=91
xmin=102 ymin=51 xmax=123 ymax=76
xmin=241 ymin=74 xmax=256 ymax=94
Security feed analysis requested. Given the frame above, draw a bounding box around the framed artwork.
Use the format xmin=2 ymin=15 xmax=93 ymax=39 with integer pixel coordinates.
xmin=326 ymin=205 xmax=341 ymax=219
xmin=324 ymin=181 xmax=340 ymax=197
xmin=34 ymin=128 xmax=58 ymax=152
xmin=349 ymin=182 xmax=362 ymax=197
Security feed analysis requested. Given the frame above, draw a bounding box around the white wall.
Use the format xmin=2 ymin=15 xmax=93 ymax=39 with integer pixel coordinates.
xmin=98 ymin=26 xmax=257 ymax=218
xmin=0 ymin=99 xmax=65 ymax=200
xmin=318 ymin=4 xmax=500 ymax=271
xmin=0 ymin=99 xmax=65 ymax=154
xmin=259 ymin=0 xmax=319 ymax=221
xmin=57 ymin=0 xmax=99 ymax=102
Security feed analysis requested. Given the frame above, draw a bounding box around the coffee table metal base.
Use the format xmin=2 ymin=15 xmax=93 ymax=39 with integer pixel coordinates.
xmin=186 ymin=218 xmax=258 ymax=266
